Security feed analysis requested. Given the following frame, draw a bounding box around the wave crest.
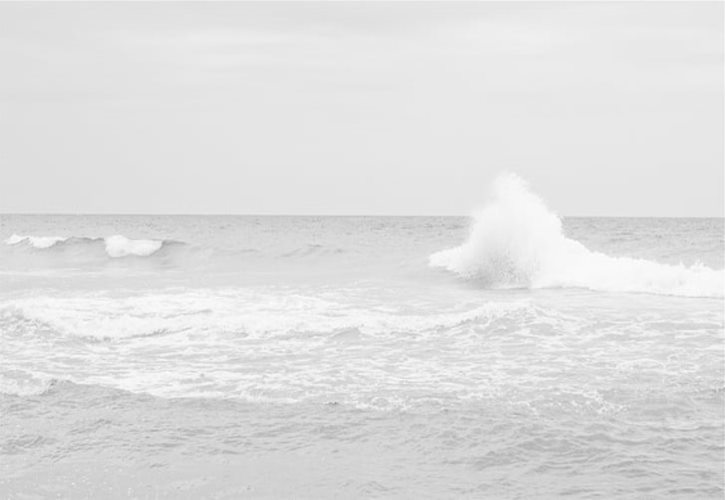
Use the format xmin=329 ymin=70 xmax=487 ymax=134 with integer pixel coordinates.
xmin=429 ymin=173 xmax=723 ymax=298
xmin=5 ymin=234 xmax=67 ymax=249
xmin=0 ymin=370 xmax=57 ymax=397
xmin=5 ymin=234 xmax=175 ymax=258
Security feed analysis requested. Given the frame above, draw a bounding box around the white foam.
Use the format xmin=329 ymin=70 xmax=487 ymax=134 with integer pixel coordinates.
xmin=4 ymin=233 xmax=166 ymax=258
xmin=0 ymin=290 xmax=530 ymax=341
xmin=0 ymin=289 xmax=538 ymax=401
xmin=430 ymin=173 xmax=724 ymax=298
xmin=103 ymin=235 xmax=164 ymax=257
xmin=0 ymin=371 xmax=55 ymax=396
xmin=5 ymin=234 xmax=67 ymax=248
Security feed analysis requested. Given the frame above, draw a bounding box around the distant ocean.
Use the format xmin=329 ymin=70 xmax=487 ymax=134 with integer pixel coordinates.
xmin=1 ymin=175 xmax=723 ymax=498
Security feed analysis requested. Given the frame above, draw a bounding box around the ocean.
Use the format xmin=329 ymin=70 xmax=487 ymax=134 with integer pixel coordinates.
xmin=1 ymin=177 xmax=723 ymax=498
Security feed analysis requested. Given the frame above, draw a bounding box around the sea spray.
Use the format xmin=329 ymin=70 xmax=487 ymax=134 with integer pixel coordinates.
xmin=429 ymin=173 xmax=724 ymax=297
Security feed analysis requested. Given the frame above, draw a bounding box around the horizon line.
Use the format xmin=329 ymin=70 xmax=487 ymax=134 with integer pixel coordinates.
xmin=0 ymin=213 xmax=723 ymax=219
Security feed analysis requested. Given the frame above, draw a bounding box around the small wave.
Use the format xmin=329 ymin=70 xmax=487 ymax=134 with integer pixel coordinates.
xmin=5 ymin=234 xmax=179 ymax=258
xmin=0 ymin=371 xmax=57 ymax=397
xmin=429 ymin=173 xmax=724 ymax=298
xmin=5 ymin=234 xmax=67 ymax=248
xmin=280 ymin=243 xmax=347 ymax=258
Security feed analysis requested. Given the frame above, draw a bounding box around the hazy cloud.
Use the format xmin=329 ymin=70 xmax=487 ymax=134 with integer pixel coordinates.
xmin=0 ymin=1 xmax=722 ymax=215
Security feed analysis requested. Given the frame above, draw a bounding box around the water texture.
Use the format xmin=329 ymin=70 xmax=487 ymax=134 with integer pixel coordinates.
xmin=1 ymin=179 xmax=723 ymax=498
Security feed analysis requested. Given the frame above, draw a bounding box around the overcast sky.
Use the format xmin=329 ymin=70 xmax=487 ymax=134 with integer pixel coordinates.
xmin=0 ymin=1 xmax=722 ymax=216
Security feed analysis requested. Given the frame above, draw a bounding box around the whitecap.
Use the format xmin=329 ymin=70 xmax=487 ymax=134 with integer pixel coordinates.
xmin=430 ymin=173 xmax=724 ymax=298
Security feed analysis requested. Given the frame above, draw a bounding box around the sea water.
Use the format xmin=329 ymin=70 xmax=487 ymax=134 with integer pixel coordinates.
xmin=1 ymin=176 xmax=723 ymax=498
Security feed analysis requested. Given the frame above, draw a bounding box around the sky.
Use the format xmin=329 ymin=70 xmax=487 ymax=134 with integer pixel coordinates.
xmin=0 ymin=1 xmax=722 ymax=216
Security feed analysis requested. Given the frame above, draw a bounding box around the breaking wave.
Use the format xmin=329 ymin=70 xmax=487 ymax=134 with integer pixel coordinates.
xmin=5 ymin=234 xmax=179 ymax=258
xmin=429 ymin=173 xmax=724 ymax=298
xmin=0 ymin=370 xmax=57 ymax=397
